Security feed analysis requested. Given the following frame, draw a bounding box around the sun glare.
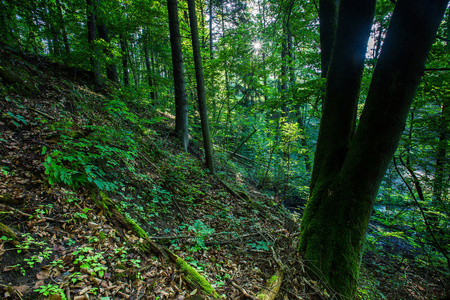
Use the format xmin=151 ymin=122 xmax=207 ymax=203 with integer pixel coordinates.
xmin=252 ymin=41 xmax=262 ymax=55
xmin=253 ymin=41 xmax=261 ymax=51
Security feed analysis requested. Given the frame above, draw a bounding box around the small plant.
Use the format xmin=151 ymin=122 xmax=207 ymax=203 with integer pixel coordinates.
xmin=130 ymin=258 xmax=141 ymax=268
xmin=50 ymin=259 xmax=64 ymax=269
xmin=4 ymin=111 xmax=27 ymax=127
xmin=73 ymin=249 xmax=107 ymax=278
xmin=179 ymin=220 xmax=215 ymax=251
xmin=247 ymin=240 xmax=271 ymax=251
xmin=34 ymin=283 xmax=67 ymax=300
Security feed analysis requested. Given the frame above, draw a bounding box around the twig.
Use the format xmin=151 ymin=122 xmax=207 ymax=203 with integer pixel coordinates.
xmin=29 ymin=107 xmax=55 ymax=120
xmin=152 ymin=229 xmax=285 ymax=241
xmin=230 ymin=280 xmax=259 ymax=300
xmin=0 ymin=203 xmax=66 ymax=223
xmin=173 ymin=197 xmax=187 ymax=223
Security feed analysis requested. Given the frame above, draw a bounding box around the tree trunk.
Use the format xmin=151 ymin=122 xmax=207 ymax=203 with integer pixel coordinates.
xmin=119 ymin=34 xmax=129 ymax=87
xmin=151 ymin=50 xmax=157 ymax=101
xmin=55 ymin=0 xmax=70 ymax=55
xmin=187 ymin=0 xmax=215 ymax=173
xmin=319 ymin=0 xmax=338 ymax=78
xmin=86 ymin=0 xmax=102 ymax=86
xmin=143 ymin=34 xmax=157 ymax=102
xmin=209 ymin=0 xmax=213 ymax=60
xmin=167 ymin=0 xmax=189 ymax=151
xmin=95 ymin=0 xmax=118 ymax=83
xmin=310 ymin=0 xmax=376 ymax=194
xmin=299 ymin=0 xmax=448 ymax=298
xmin=433 ymin=99 xmax=449 ymax=211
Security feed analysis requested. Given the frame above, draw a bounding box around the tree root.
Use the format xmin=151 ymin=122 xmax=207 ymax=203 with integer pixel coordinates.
xmin=256 ymin=269 xmax=284 ymax=300
xmin=0 ymin=221 xmax=20 ymax=247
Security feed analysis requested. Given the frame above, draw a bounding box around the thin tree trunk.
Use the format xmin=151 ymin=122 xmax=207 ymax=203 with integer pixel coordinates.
xmin=188 ymin=0 xmax=214 ymax=172
xmin=55 ymin=0 xmax=70 ymax=55
xmin=209 ymin=0 xmax=213 ymax=59
xmin=167 ymin=0 xmax=189 ymax=151
xmin=119 ymin=34 xmax=129 ymax=86
xmin=95 ymin=0 xmax=118 ymax=83
xmin=86 ymin=0 xmax=102 ymax=86
xmin=151 ymin=50 xmax=157 ymax=101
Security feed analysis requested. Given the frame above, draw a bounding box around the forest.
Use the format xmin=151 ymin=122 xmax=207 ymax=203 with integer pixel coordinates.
xmin=0 ymin=0 xmax=449 ymax=299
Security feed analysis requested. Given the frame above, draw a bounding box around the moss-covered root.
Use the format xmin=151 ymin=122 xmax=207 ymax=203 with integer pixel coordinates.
xmin=165 ymin=247 xmax=220 ymax=299
xmin=93 ymin=191 xmax=132 ymax=230
xmin=93 ymin=191 xmax=163 ymax=256
xmin=0 ymin=222 xmax=20 ymax=247
xmin=257 ymin=270 xmax=284 ymax=300
xmin=125 ymin=218 xmax=164 ymax=257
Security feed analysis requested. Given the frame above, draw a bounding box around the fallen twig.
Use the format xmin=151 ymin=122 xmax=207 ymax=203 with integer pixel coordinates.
xmin=29 ymin=107 xmax=56 ymax=120
xmin=230 ymin=280 xmax=259 ymax=300
xmin=0 ymin=203 xmax=65 ymax=223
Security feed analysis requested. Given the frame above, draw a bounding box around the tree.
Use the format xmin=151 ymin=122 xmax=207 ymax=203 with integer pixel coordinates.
xmin=95 ymin=0 xmax=118 ymax=83
xmin=86 ymin=0 xmax=102 ymax=86
xmin=299 ymin=0 xmax=449 ymax=298
xmin=167 ymin=0 xmax=189 ymax=151
xmin=318 ymin=0 xmax=337 ymax=78
xmin=187 ymin=0 xmax=215 ymax=172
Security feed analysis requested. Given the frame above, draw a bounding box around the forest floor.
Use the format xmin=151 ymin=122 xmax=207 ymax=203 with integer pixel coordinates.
xmin=0 ymin=43 xmax=448 ymax=299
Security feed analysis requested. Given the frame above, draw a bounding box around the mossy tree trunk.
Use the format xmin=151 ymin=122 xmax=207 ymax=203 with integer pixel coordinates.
xmin=299 ymin=0 xmax=449 ymax=298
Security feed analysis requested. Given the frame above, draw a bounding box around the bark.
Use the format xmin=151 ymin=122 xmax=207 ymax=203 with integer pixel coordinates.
xmin=86 ymin=0 xmax=102 ymax=86
xmin=187 ymin=0 xmax=215 ymax=173
xmin=299 ymin=0 xmax=448 ymax=298
xmin=167 ymin=0 xmax=189 ymax=151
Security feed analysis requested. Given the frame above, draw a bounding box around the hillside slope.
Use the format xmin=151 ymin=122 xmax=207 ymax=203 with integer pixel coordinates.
xmin=0 ymin=42 xmax=316 ymax=299
xmin=0 ymin=43 xmax=447 ymax=300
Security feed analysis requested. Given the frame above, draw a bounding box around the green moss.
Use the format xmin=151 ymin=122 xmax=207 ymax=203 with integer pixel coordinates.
xmin=0 ymin=222 xmax=19 ymax=246
xmin=126 ymin=218 xmax=148 ymax=239
xmin=269 ymin=275 xmax=277 ymax=283
xmin=175 ymin=256 xmax=219 ymax=298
